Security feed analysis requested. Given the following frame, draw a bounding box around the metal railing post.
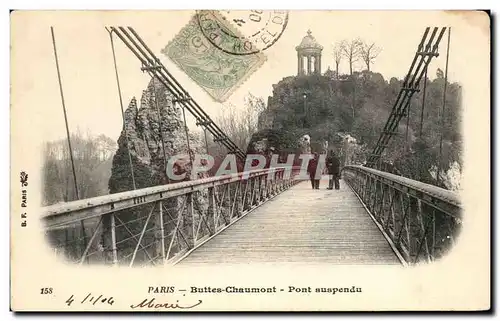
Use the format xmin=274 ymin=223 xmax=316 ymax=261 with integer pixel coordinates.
xmin=110 ymin=214 xmax=118 ymax=265
xmin=186 ymin=194 xmax=195 ymax=248
xmin=208 ymin=187 xmax=216 ymax=234
xmin=129 ymin=203 xmax=156 ymax=267
xmin=155 ymin=200 xmax=166 ymax=262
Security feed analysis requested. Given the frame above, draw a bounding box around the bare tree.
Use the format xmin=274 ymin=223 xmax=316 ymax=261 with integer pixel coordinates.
xmin=214 ymin=93 xmax=266 ymax=153
xmin=341 ymin=38 xmax=363 ymax=75
xmin=333 ymin=41 xmax=344 ymax=79
xmin=244 ymin=92 xmax=267 ymax=116
xmin=341 ymin=38 xmax=363 ymax=119
xmin=360 ymin=41 xmax=382 ymax=71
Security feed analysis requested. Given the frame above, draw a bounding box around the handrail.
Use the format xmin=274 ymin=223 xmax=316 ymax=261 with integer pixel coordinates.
xmin=344 ymin=165 xmax=461 ymax=213
xmin=42 ymin=167 xmax=298 ymax=228
xmin=342 ymin=165 xmax=462 ymax=264
xmin=42 ymin=166 xmax=302 ymax=266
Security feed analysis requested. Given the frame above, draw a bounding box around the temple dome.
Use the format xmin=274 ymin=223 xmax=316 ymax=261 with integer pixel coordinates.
xmin=296 ymin=30 xmax=323 ymax=50
xmin=296 ymin=29 xmax=323 ymax=76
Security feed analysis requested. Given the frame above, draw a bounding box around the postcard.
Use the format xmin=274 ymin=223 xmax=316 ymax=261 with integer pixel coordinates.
xmin=10 ymin=10 xmax=490 ymax=311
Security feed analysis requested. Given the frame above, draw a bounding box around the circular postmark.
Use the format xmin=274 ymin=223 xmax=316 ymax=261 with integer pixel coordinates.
xmin=196 ymin=10 xmax=288 ymax=56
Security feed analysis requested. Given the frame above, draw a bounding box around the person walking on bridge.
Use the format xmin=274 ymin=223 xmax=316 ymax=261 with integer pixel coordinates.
xmin=308 ymin=152 xmax=320 ymax=190
xmin=326 ymin=150 xmax=341 ymax=190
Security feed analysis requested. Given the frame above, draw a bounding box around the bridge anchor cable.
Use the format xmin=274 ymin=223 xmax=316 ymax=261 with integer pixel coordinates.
xmin=366 ymin=27 xmax=447 ymax=168
xmin=106 ymin=27 xmax=137 ymax=190
xmin=50 ymin=26 xmax=88 ymax=258
xmin=436 ymin=27 xmax=452 ymax=186
xmin=109 ymin=26 xmax=246 ymax=160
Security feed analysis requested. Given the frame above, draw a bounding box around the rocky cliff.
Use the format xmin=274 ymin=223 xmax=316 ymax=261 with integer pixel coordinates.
xmin=108 ymin=78 xmax=206 ymax=192
xmin=102 ymin=78 xmax=208 ymax=265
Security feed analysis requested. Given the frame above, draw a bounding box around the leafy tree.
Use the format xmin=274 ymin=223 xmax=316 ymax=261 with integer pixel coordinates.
xmin=42 ymin=131 xmax=117 ymax=206
xmin=252 ymin=69 xmax=462 ymax=190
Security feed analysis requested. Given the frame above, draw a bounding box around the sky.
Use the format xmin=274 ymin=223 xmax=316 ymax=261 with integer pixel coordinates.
xmin=10 ymin=10 xmax=488 ymax=144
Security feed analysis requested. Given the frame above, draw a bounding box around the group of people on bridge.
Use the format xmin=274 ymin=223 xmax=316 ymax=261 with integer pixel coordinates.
xmin=307 ymin=150 xmax=341 ymax=190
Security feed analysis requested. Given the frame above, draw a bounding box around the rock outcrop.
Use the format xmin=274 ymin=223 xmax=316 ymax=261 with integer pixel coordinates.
xmin=102 ymin=78 xmax=208 ymax=265
xmin=109 ymin=78 xmax=205 ymax=193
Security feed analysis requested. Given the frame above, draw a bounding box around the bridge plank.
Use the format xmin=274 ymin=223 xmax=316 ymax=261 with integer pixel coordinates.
xmin=178 ymin=178 xmax=400 ymax=265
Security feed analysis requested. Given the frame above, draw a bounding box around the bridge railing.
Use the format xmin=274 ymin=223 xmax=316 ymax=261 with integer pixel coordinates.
xmin=342 ymin=165 xmax=462 ymax=264
xmin=42 ymin=167 xmax=302 ymax=267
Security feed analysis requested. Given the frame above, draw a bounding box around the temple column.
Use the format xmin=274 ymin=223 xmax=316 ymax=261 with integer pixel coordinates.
xmin=315 ymin=54 xmax=321 ymax=74
xmin=297 ymin=54 xmax=300 ymax=75
xmin=297 ymin=53 xmax=302 ymax=75
xmin=307 ymin=55 xmax=312 ymax=75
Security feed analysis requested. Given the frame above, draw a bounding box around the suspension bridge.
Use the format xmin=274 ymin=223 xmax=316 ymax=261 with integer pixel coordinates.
xmin=42 ymin=26 xmax=462 ymax=267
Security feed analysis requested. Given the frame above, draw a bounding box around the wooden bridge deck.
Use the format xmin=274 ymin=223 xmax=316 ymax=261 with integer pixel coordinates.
xmin=178 ymin=177 xmax=401 ymax=265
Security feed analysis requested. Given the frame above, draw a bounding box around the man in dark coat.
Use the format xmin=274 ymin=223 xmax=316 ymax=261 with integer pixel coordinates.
xmin=307 ymin=152 xmax=320 ymax=189
xmin=326 ymin=150 xmax=341 ymax=190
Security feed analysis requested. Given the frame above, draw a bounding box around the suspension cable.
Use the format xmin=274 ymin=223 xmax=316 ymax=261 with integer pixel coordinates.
xmin=203 ymin=128 xmax=209 ymax=154
xmin=436 ymin=27 xmax=451 ymax=186
xmin=51 ymin=27 xmax=80 ymax=200
xmin=405 ymin=99 xmax=411 ymax=147
xmin=123 ymin=27 xmax=234 ymax=148
xmin=419 ymin=68 xmax=428 ymax=137
xmin=417 ymin=67 xmax=429 ymax=181
xmin=110 ymin=27 xmax=246 ymax=159
xmin=51 ymin=26 xmax=87 ymax=258
xmin=106 ymin=27 xmax=137 ymax=190
xmin=180 ymin=102 xmax=194 ymax=170
xmin=366 ymin=27 xmax=446 ymax=167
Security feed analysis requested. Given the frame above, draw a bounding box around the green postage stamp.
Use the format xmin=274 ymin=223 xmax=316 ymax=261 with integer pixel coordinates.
xmin=161 ymin=11 xmax=269 ymax=102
